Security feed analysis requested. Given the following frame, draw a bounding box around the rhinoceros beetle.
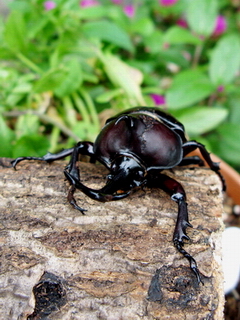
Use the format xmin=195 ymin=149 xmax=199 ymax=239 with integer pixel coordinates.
xmin=11 ymin=107 xmax=225 ymax=284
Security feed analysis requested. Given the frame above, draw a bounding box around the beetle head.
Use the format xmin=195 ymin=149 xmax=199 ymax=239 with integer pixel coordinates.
xmin=64 ymin=154 xmax=147 ymax=202
xmin=104 ymin=155 xmax=146 ymax=194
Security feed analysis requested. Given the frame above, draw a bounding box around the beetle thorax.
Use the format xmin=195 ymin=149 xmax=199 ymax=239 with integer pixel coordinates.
xmin=94 ymin=112 xmax=183 ymax=170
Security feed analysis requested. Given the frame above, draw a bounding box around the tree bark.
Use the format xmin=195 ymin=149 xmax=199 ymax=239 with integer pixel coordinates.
xmin=0 ymin=158 xmax=225 ymax=320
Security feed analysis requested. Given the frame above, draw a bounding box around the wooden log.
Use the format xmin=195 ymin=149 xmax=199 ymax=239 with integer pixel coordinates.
xmin=0 ymin=158 xmax=225 ymax=320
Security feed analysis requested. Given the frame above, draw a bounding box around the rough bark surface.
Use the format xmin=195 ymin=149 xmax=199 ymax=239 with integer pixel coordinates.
xmin=0 ymin=158 xmax=225 ymax=320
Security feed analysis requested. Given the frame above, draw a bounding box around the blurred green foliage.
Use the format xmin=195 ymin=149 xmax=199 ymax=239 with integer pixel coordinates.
xmin=0 ymin=0 xmax=240 ymax=171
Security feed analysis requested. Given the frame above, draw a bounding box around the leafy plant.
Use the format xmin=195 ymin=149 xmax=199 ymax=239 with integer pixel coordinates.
xmin=0 ymin=0 xmax=240 ymax=172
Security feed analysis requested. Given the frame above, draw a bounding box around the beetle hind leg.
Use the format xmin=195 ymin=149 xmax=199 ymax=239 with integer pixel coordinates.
xmin=178 ymin=156 xmax=204 ymax=167
xmin=147 ymin=173 xmax=202 ymax=284
xmin=174 ymin=239 xmax=202 ymax=285
xmin=171 ymin=193 xmax=203 ymax=284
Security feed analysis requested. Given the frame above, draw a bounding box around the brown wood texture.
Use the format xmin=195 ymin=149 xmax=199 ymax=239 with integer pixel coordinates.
xmin=0 ymin=158 xmax=225 ymax=320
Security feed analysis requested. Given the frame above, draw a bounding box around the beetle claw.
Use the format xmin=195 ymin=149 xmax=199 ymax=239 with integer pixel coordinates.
xmin=174 ymin=239 xmax=203 ymax=285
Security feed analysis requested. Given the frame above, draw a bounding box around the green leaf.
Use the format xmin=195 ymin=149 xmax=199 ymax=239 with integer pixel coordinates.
xmin=176 ymin=107 xmax=228 ymax=135
xmin=4 ymin=74 xmax=33 ymax=107
xmin=15 ymin=114 xmax=40 ymax=138
xmin=33 ymin=68 xmax=67 ymax=93
xmin=0 ymin=115 xmax=15 ymax=157
xmin=28 ymin=16 xmax=49 ymax=39
xmin=228 ymin=94 xmax=240 ymax=124
xmin=159 ymin=48 xmax=190 ymax=69
xmin=82 ymin=20 xmax=134 ymax=52
xmin=12 ymin=135 xmax=50 ymax=158
xmin=78 ymin=5 xmax=107 ymax=19
xmin=186 ymin=0 xmax=218 ymax=36
xmin=72 ymin=122 xmax=98 ymax=141
xmin=101 ymin=53 xmax=145 ymax=105
xmin=143 ymin=30 xmax=163 ymax=54
xmin=96 ymin=88 xmax=124 ymax=103
xmin=164 ymin=26 xmax=202 ymax=45
xmin=11 ymin=82 xmax=32 ymax=94
xmin=130 ymin=18 xmax=155 ymax=37
xmin=209 ymin=34 xmax=240 ymax=85
xmin=4 ymin=10 xmax=27 ymax=53
xmin=166 ymin=70 xmax=215 ymax=109
xmin=210 ymin=123 xmax=240 ymax=166
xmin=8 ymin=0 xmax=29 ymax=12
xmin=54 ymin=58 xmax=83 ymax=97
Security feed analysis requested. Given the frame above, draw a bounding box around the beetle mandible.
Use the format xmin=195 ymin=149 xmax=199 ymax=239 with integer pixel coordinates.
xmin=11 ymin=107 xmax=225 ymax=284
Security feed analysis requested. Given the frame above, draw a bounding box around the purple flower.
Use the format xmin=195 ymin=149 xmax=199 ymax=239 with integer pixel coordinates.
xmin=123 ymin=4 xmax=135 ymax=18
xmin=159 ymin=0 xmax=178 ymax=7
xmin=150 ymin=94 xmax=166 ymax=106
xmin=80 ymin=0 xmax=99 ymax=8
xmin=213 ymin=15 xmax=227 ymax=36
xmin=217 ymin=85 xmax=225 ymax=92
xmin=44 ymin=1 xmax=56 ymax=11
xmin=176 ymin=18 xmax=188 ymax=29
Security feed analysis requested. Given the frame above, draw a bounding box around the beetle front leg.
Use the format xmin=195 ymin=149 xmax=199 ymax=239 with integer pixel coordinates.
xmin=64 ymin=170 xmax=131 ymax=204
xmin=11 ymin=148 xmax=75 ymax=168
xmin=64 ymin=142 xmax=96 ymax=213
xmin=147 ymin=173 xmax=202 ymax=284
xmin=65 ymin=142 xmax=95 ymax=178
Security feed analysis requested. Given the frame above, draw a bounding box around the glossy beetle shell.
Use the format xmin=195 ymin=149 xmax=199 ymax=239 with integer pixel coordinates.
xmin=94 ymin=107 xmax=185 ymax=169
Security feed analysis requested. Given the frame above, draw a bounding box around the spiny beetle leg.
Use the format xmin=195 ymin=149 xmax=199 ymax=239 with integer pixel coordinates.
xmin=67 ymin=185 xmax=87 ymax=214
xmin=11 ymin=148 xmax=75 ymax=169
xmin=174 ymin=239 xmax=203 ymax=285
xmin=147 ymin=173 xmax=202 ymax=284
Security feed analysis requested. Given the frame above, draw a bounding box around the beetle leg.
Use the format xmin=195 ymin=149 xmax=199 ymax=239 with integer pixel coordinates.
xmin=63 ymin=142 xmax=97 ymax=212
xmin=64 ymin=170 xmax=130 ymax=203
xmin=12 ymin=141 xmax=96 ymax=214
xmin=182 ymin=141 xmax=226 ymax=191
xmin=65 ymin=141 xmax=95 ymax=177
xmin=147 ymin=173 xmax=202 ymax=284
xmin=64 ymin=142 xmax=130 ymax=208
xmin=66 ymin=184 xmax=87 ymax=214
xmin=11 ymin=148 xmax=75 ymax=169
xmin=11 ymin=141 xmax=95 ymax=170
xmin=178 ymin=156 xmax=204 ymax=167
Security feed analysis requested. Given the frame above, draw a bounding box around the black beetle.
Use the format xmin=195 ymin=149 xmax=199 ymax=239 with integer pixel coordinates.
xmin=11 ymin=107 xmax=225 ymax=284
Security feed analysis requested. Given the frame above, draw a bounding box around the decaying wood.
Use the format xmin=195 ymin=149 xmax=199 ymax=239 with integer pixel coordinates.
xmin=0 ymin=158 xmax=225 ymax=320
